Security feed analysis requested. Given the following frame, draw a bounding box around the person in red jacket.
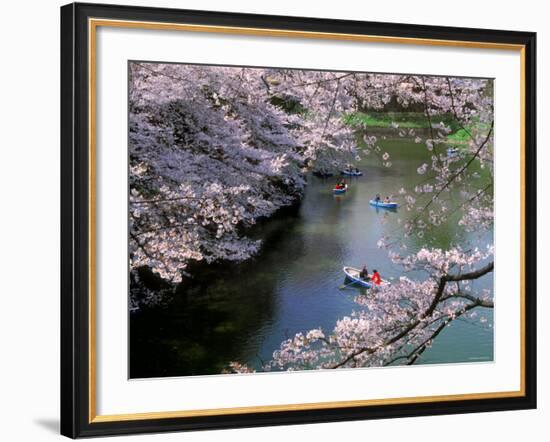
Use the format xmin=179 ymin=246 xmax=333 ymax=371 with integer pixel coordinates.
xmin=371 ymin=269 xmax=382 ymax=285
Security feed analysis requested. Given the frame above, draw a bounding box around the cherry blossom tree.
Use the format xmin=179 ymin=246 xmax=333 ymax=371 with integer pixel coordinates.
xmin=245 ymin=74 xmax=495 ymax=372
xmin=129 ymin=62 xmax=494 ymax=369
xmin=129 ymin=63 xmax=357 ymax=290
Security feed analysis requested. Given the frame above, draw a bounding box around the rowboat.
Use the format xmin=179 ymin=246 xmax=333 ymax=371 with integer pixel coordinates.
xmin=333 ymin=184 xmax=348 ymax=195
xmin=447 ymin=147 xmax=459 ymax=157
xmin=369 ymin=199 xmax=398 ymax=209
xmin=313 ymin=170 xmax=334 ymax=178
xmin=341 ymin=169 xmax=363 ymax=177
xmin=343 ymin=266 xmax=390 ymax=289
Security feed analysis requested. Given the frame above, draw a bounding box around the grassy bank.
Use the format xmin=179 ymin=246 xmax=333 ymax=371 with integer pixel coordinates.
xmin=445 ymin=122 xmax=491 ymax=144
xmin=344 ymin=111 xmax=488 ymax=145
xmin=343 ymin=111 xmax=458 ymax=130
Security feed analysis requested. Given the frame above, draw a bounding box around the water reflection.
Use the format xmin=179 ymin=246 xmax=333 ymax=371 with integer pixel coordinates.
xmin=130 ymin=136 xmax=493 ymax=378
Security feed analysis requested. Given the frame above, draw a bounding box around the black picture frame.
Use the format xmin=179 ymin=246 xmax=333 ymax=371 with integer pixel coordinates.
xmin=60 ymin=2 xmax=537 ymax=438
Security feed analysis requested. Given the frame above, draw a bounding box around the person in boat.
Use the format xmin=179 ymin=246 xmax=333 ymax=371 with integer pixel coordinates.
xmin=371 ymin=269 xmax=382 ymax=285
xmin=375 ymin=194 xmax=381 ymax=202
xmin=336 ymin=179 xmax=346 ymax=189
xmin=359 ymin=264 xmax=369 ymax=281
xmin=384 ymin=196 xmax=391 ymax=203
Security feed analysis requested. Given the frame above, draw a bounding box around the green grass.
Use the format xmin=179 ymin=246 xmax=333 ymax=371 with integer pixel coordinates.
xmin=344 ymin=111 xmax=490 ymax=145
xmin=344 ymin=111 xmax=463 ymax=131
xmin=343 ymin=111 xmax=432 ymax=129
xmin=445 ymin=122 xmax=491 ymax=144
xmin=446 ymin=128 xmax=471 ymax=143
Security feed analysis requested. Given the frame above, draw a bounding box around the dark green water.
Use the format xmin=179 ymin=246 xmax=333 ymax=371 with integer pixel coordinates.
xmin=130 ymin=135 xmax=494 ymax=378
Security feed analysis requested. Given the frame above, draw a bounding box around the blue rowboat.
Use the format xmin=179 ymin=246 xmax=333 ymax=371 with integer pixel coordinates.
xmin=341 ymin=169 xmax=363 ymax=177
xmin=369 ymin=199 xmax=398 ymax=209
xmin=447 ymin=147 xmax=459 ymax=157
xmin=343 ymin=266 xmax=390 ymax=289
xmin=333 ymin=184 xmax=348 ymax=195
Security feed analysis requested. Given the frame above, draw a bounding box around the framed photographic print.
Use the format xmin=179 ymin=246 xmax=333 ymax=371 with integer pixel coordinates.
xmin=60 ymin=2 xmax=537 ymax=438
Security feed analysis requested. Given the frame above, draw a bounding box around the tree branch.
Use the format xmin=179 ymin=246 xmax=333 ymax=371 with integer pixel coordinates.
xmin=329 ymin=260 xmax=494 ymax=369
xmin=413 ymin=120 xmax=494 ymax=219
xmin=424 ymin=260 xmax=493 ymax=318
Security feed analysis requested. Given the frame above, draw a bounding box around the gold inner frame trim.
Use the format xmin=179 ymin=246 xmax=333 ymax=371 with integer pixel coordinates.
xmin=88 ymin=17 xmax=527 ymax=424
xmin=91 ymin=390 xmax=524 ymax=422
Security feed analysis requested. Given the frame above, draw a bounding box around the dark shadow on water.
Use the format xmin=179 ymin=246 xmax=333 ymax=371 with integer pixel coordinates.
xmin=130 ymin=206 xmax=306 ymax=379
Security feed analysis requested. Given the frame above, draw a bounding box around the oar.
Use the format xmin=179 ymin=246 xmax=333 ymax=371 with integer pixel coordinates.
xmin=339 ymin=279 xmax=361 ymax=290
